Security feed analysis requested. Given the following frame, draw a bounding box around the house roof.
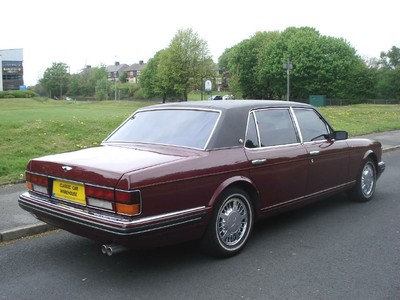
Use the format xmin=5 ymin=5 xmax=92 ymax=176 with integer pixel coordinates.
xmin=106 ymin=63 xmax=130 ymax=73
xmin=125 ymin=61 xmax=147 ymax=72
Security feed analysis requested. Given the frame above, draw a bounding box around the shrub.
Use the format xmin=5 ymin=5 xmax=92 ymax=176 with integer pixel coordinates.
xmin=0 ymin=90 xmax=37 ymax=98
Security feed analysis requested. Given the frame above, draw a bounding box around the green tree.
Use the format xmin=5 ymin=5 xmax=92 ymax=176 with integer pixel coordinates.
xmin=380 ymin=46 xmax=400 ymax=69
xmin=67 ymin=65 xmax=108 ymax=98
xmin=140 ymin=50 xmax=167 ymax=100
xmin=259 ymin=27 xmax=361 ymax=99
xmin=221 ymin=27 xmax=365 ymax=100
xmin=160 ymin=28 xmax=214 ymax=100
xmin=81 ymin=66 xmax=108 ymax=96
xmin=344 ymin=60 xmax=376 ymax=101
xmin=374 ymin=46 xmax=400 ymax=100
xmin=140 ymin=50 xmax=178 ymax=102
xmin=118 ymin=82 xmax=140 ymax=98
xmin=375 ymin=67 xmax=400 ymax=100
xmin=119 ymin=72 xmax=128 ymax=83
xmin=68 ymin=73 xmax=82 ymax=96
xmin=40 ymin=62 xmax=70 ymax=98
xmin=219 ymin=31 xmax=279 ymax=99
xmin=95 ymin=77 xmax=109 ymax=100
xmin=141 ymin=30 xmax=215 ymax=102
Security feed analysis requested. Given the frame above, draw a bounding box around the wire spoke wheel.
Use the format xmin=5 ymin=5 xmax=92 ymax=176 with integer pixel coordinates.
xmin=361 ymin=162 xmax=375 ymax=198
xmin=349 ymin=158 xmax=377 ymax=202
xmin=200 ymin=188 xmax=254 ymax=258
xmin=217 ymin=197 xmax=249 ymax=247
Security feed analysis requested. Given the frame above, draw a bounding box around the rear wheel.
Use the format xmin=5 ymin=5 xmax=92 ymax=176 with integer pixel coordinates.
xmin=200 ymin=188 xmax=254 ymax=258
xmin=349 ymin=158 xmax=377 ymax=202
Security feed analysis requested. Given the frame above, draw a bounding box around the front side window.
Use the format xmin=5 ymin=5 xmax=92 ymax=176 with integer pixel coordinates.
xmin=105 ymin=109 xmax=220 ymax=149
xmin=293 ymin=108 xmax=331 ymax=142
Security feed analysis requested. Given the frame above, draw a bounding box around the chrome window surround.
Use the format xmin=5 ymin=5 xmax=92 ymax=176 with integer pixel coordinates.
xmin=103 ymin=107 xmax=222 ymax=151
xmin=245 ymin=107 xmax=301 ymax=150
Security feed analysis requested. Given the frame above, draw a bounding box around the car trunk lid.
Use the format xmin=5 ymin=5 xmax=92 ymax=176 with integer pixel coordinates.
xmin=28 ymin=145 xmax=190 ymax=187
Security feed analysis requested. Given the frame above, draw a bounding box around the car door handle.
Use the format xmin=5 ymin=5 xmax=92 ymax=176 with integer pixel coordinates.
xmin=251 ymin=159 xmax=267 ymax=166
xmin=310 ymin=151 xmax=320 ymax=156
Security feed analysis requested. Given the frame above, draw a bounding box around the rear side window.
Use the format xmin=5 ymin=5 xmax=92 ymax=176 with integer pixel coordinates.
xmin=245 ymin=109 xmax=298 ymax=148
xmin=293 ymin=108 xmax=331 ymax=142
xmin=245 ymin=113 xmax=259 ymax=148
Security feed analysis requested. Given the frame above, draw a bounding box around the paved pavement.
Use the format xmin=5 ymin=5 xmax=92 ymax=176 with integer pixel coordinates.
xmin=1 ymin=130 xmax=400 ymax=243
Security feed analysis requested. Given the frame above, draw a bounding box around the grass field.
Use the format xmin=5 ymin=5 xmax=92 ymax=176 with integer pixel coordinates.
xmin=0 ymin=98 xmax=154 ymax=183
xmin=1 ymin=98 xmax=399 ymax=183
xmin=319 ymin=105 xmax=400 ymax=135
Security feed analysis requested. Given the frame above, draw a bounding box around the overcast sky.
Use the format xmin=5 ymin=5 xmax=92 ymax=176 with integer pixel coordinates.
xmin=2 ymin=0 xmax=399 ymax=86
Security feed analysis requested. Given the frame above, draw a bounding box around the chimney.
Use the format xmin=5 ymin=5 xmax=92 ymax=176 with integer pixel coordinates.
xmin=115 ymin=61 xmax=119 ymax=66
xmin=139 ymin=60 xmax=144 ymax=65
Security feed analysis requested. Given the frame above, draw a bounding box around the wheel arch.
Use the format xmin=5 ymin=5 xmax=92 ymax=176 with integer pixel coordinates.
xmin=348 ymin=151 xmax=378 ymax=202
xmin=207 ymin=176 xmax=261 ymax=217
xmin=363 ymin=150 xmax=379 ymax=170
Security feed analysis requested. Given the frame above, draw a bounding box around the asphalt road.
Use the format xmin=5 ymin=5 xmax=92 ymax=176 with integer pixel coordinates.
xmin=1 ymin=150 xmax=399 ymax=300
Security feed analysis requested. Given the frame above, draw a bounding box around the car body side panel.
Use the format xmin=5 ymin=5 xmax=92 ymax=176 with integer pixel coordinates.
xmin=303 ymin=139 xmax=351 ymax=195
xmin=245 ymin=144 xmax=309 ymax=209
xmin=346 ymin=139 xmax=383 ymax=179
xmin=117 ymin=147 xmax=250 ymax=217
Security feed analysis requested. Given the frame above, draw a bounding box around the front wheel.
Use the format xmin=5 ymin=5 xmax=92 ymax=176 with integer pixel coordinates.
xmin=200 ymin=188 xmax=254 ymax=258
xmin=349 ymin=158 xmax=377 ymax=202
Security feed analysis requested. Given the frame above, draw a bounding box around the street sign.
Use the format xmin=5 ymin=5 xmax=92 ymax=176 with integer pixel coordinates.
xmin=205 ymin=80 xmax=212 ymax=92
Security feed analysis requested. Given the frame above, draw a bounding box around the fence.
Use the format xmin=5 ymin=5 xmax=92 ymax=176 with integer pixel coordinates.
xmin=296 ymin=98 xmax=400 ymax=106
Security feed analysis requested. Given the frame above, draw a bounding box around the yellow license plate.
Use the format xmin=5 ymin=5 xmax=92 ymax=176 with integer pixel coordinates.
xmin=52 ymin=180 xmax=86 ymax=205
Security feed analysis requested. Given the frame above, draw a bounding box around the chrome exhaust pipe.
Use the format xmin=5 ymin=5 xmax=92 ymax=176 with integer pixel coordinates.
xmin=101 ymin=244 xmax=109 ymax=255
xmin=101 ymin=243 xmax=127 ymax=256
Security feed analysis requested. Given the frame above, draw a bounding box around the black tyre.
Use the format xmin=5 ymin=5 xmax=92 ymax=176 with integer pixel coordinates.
xmin=200 ymin=188 xmax=254 ymax=258
xmin=349 ymin=158 xmax=377 ymax=202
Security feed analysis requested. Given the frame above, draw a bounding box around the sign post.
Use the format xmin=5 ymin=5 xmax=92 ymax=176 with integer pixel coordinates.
xmin=205 ymin=80 xmax=212 ymax=100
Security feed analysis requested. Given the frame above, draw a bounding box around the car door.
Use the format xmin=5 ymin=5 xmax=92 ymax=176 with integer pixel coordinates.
xmin=292 ymin=108 xmax=350 ymax=196
xmin=244 ymin=108 xmax=309 ymax=210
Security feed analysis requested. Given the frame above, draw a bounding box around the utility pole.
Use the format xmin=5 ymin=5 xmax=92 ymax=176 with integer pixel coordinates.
xmin=283 ymin=60 xmax=293 ymax=101
xmin=114 ymin=71 xmax=118 ymax=100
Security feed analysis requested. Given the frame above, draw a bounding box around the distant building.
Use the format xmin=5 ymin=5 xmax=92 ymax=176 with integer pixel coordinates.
xmin=106 ymin=61 xmax=129 ymax=82
xmin=125 ymin=60 xmax=147 ymax=84
xmin=106 ymin=60 xmax=147 ymax=83
xmin=0 ymin=48 xmax=24 ymax=91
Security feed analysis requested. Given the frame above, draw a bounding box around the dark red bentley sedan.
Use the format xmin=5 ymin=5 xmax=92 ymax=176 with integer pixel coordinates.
xmin=19 ymin=100 xmax=385 ymax=257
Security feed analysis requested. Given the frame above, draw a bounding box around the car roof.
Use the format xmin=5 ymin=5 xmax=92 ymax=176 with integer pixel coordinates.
xmin=142 ymin=99 xmax=311 ymax=111
xmin=138 ymin=100 xmax=313 ymax=150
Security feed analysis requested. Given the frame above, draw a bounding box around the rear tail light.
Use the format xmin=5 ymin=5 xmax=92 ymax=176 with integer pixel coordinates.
xmin=85 ymin=185 xmax=141 ymax=216
xmin=86 ymin=198 xmax=113 ymax=210
xmin=85 ymin=185 xmax=116 ymax=212
xmin=25 ymin=173 xmax=141 ymax=216
xmin=26 ymin=172 xmax=49 ymax=195
xmin=115 ymin=190 xmax=141 ymax=204
xmin=115 ymin=203 xmax=141 ymax=215
xmin=115 ymin=190 xmax=141 ymax=216
xmin=85 ymin=185 xmax=114 ymax=201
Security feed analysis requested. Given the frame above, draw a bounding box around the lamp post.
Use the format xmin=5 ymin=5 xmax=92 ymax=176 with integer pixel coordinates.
xmin=283 ymin=60 xmax=292 ymax=101
xmin=114 ymin=71 xmax=118 ymax=100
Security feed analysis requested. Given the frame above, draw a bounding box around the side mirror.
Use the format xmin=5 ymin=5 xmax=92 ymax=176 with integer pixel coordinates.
xmin=333 ymin=131 xmax=348 ymax=140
